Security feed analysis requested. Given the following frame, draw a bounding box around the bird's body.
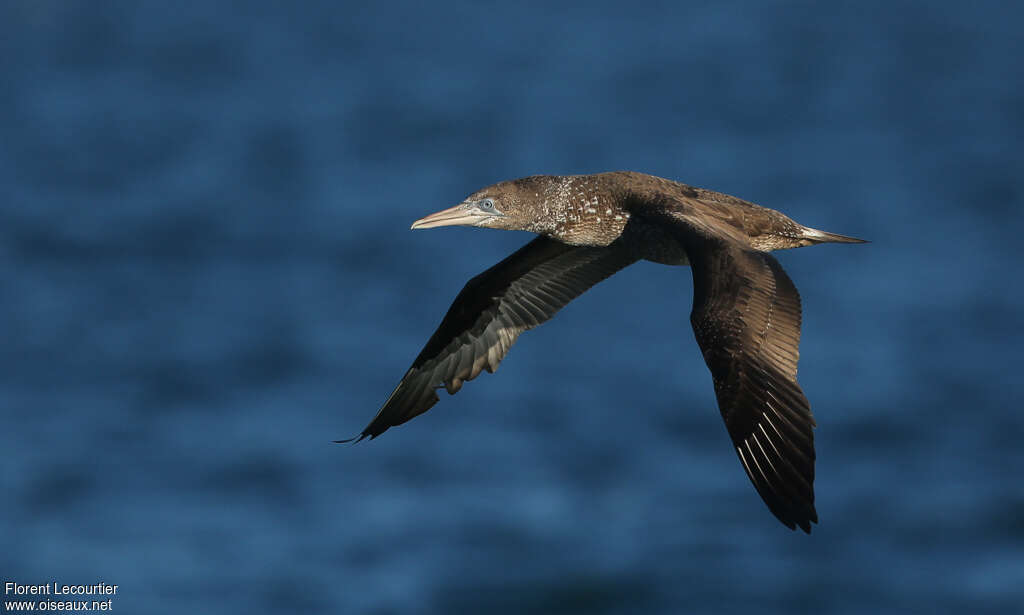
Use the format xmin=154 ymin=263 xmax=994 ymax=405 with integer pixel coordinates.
xmin=344 ymin=171 xmax=866 ymax=533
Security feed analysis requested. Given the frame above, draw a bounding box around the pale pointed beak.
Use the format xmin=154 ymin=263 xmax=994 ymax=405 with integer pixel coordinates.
xmin=410 ymin=202 xmax=500 ymax=230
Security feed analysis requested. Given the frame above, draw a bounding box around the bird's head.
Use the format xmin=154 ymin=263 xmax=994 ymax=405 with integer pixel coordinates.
xmin=410 ymin=176 xmax=556 ymax=233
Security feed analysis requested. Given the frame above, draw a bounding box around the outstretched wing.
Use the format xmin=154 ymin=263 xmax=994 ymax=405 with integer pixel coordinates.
xmin=345 ymin=235 xmax=637 ymax=442
xmin=687 ymin=238 xmax=817 ymax=532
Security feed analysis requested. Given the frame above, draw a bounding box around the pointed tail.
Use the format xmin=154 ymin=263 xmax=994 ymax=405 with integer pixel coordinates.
xmin=803 ymin=227 xmax=869 ymax=244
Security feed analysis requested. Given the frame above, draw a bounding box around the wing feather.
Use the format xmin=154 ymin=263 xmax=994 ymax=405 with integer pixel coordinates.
xmin=346 ymin=235 xmax=637 ymax=441
xmin=685 ymin=240 xmax=818 ymax=532
xmin=632 ymin=198 xmax=818 ymax=532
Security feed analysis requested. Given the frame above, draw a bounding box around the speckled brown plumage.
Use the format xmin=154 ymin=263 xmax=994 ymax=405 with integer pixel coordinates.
xmin=342 ymin=171 xmax=866 ymax=533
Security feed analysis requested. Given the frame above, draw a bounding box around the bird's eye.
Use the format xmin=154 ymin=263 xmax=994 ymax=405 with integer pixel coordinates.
xmin=479 ymin=198 xmax=497 ymax=212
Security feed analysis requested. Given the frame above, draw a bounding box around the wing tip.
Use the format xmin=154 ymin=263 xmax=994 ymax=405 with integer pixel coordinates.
xmin=794 ymin=515 xmax=816 ymax=534
xmin=333 ymin=432 xmax=373 ymax=444
xmin=776 ymin=508 xmax=817 ymax=534
xmin=770 ymin=486 xmax=818 ymax=534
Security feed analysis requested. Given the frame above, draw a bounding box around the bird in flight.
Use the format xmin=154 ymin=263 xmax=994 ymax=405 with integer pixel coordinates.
xmin=343 ymin=171 xmax=866 ymax=533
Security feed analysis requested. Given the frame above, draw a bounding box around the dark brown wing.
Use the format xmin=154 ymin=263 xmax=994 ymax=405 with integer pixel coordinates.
xmin=622 ymin=197 xmax=818 ymax=532
xmin=344 ymin=235 xmax=637 ymax=442
xmin=687 ymin=238 xmax=817 ymax=532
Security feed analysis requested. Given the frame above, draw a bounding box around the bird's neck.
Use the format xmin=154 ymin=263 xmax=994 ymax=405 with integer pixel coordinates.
xmin=538 ymin=177 xmax=631 ymax=246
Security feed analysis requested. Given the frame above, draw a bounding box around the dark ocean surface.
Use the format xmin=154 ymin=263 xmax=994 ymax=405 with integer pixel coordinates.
xmin=2 ymin=2 xmax=1022 ymax=613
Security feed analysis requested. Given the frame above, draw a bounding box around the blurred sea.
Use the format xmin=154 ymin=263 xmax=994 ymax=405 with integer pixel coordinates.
xmin=2 ymin=2 xmax=1022 ymax=613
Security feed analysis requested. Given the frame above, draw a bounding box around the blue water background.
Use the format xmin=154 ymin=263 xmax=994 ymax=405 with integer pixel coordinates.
xmin=2 ymin=2 xmax=1022 ymax=613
